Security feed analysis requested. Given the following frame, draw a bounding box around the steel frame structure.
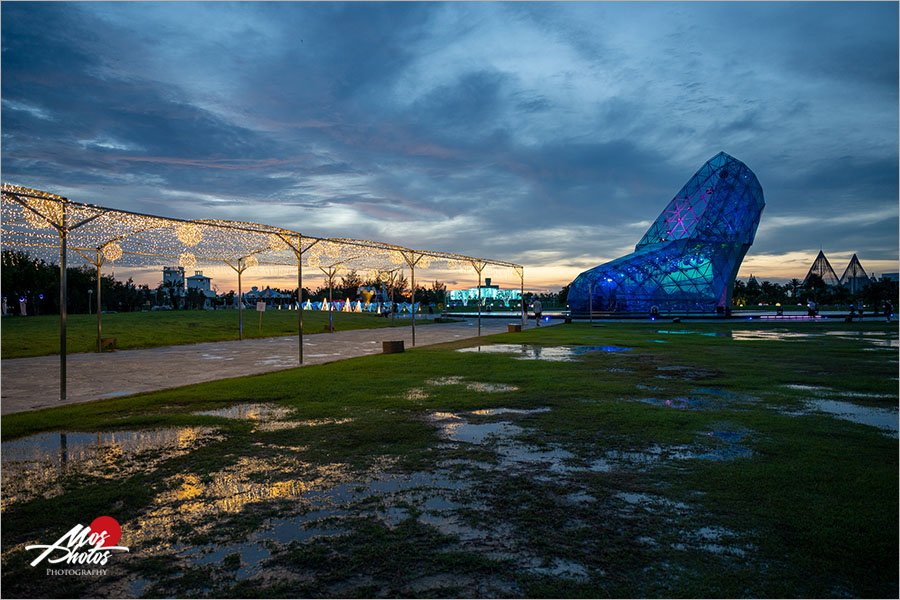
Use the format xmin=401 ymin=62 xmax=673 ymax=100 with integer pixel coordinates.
xmin=1 ymin=184 xmax=525 ymax=402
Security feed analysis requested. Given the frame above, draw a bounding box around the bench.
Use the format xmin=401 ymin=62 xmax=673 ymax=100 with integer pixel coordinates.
xmin=382 ymin=340 xmax=405 ymax=354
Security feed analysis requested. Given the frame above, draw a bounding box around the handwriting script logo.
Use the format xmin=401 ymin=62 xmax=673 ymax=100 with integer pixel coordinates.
xmin=26 ymin=516 xmax=129 ymax=567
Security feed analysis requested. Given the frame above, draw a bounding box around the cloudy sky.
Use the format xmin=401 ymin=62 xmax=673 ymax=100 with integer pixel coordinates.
xmin=2 ymin=1 xmax=897 ymax=291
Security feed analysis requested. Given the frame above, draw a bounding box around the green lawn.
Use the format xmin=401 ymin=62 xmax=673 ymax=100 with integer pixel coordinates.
xmin=0 ymin=310 xmax=434 ymax=359
xmin=1 ymin=321 xmax=897 ymax=598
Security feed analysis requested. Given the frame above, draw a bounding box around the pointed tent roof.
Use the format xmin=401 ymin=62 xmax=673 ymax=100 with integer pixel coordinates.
xmin=804 ymin=250 xmax=840 ymax=286
xmin=840 ymin=254 xmax=869 ymax=283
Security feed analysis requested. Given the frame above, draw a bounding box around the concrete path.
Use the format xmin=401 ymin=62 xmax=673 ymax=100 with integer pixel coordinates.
xmin=1 ymin=318 xmax=558 ymax=415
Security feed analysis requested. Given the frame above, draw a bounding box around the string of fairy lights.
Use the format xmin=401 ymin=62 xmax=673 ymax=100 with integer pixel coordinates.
xmin=1 ymin=183 xmax=528 ymax=402
xmin=1 ymin=184 xmax=522 ymax=280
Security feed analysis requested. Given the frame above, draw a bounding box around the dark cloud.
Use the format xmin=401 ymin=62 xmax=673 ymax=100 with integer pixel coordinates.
xmin=1 ymin=1 xmax=897 ymax=287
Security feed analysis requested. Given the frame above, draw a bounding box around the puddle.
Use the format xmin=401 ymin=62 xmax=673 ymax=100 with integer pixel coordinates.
xmin=470 ymin=408 xmax=551 ymax=416
xmin=99 ymin=390 xmax=136 ymax=398
xmin=824 ymin=331 xmax=900 ymax=348
xmin=692 ymin=387 xmax=744 ymax=400
xmin=588 ymin=431 xmax=753 ymax=471
xmin=404 ymin=387 xmax=429 ymax=401
xmin=1 ymin=427 xmax=222 ymax=509
xmin=441 ymin=421 xmax=524 ymax=445
xmin=790 ymin=399 xmax=899 ymax=437
xmin=426 ymin=377 xmax=519 ymax=393
xmin=730 ymin=330 xmax=819 ymax=341
xmin=524 ymin=557 xmax=590 ymax=581
xmin=636 ymin=384 xmax=664 ymax=391
xmin=192 ymin=404 xmax=354 ymax=433
xmin=195 ymin=403 xmax=293 ymax=420
xmin=634 ymin=397 xmax=710 ymax=409
xmin=428 ymin=409 xmax=575 ymax=473
xmin=781 ymin=384 xmax=896 ymax=399
xmin=654 ymin=365 xmax=716 ymax=380
xmin=200 ymin=352 xmax=235 ymax=360
xmin=124 ymin=457 xmax=353 ymax=554
xmin=656 ymin=330 xmax=728 ymax=337
xmin=614 ymin=492 xmax=691 ymax=511
xmin=457 ymin=344 xmax=631 ymax=361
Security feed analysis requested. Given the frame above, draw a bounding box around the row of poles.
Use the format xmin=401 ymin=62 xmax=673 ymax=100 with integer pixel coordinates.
xmin=40 ymin=220 xmax=525 ymax=403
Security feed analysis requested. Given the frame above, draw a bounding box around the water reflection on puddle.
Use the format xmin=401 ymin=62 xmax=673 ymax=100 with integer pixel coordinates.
xmin=470 ymin=407 xmax=552 ymax=416
xmin=656 ymin=330 xmax=726 ymax=337
xmin=635 ymin=397 xmax=709 ymax=409
xmin=195 ymin=403 xmax=293 ymax=420
xmin=429 ymin=409 xmax=752 ymax=477
xmin=784 ymin=399 xmax=898 ymax=438
xmin=428 ymin=409 xmax=576 ymax=473
xmin=425 ymin=376 xmax=519 ymax=393
xmin=730 ymin=330 xmax=817 ymax=341
xmin=656 ymin=328 xmax=899 ymax=347
xmin=592 ymin=434 xmax=753 ymax=469
xmin=632 ymin=387 xmax=750 ymax=410
xmin=824 ymin=331 xmax=899 ymax=348
xmin=457 ymin=344 xmax=631 ymax=361
xmin=1 ymin=427 xmax=221 ymax=509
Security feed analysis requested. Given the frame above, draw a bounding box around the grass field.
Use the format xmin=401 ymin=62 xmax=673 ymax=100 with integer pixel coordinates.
xmin=1 ymin=321 xmax=897 ymax=598
xmin=0 ymin=310 xmax=434 ymax=359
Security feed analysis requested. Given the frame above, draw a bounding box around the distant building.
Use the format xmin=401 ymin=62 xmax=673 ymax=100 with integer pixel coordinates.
xmin=163 ymin=266 xmax=186 ymax=292
xmin=449 ymin=278 xmax=522 ymax=304
xmin=186 ymin=271 xmax=217 ymax=309
xmin=882 ymin=272 xmax=899 ymax=282
xmin=839 ymin=254 xmax=871 ymax=294
xmin=568 ymin=152 xmax=764 ymax=314
xmin=244 ymin=286 xmax=290 ymax=308
xmin=803 ymin=251 xmax=840 ymax=286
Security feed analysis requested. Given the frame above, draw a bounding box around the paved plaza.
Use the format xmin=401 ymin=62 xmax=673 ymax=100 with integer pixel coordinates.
xmin=1 ymin=317 xmax=555 ymax=415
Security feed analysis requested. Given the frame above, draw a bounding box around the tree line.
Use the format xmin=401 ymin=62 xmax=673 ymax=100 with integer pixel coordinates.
xmin=1 ymin=252 xmax=452 ymax=314
xmin=732 ymin=274 xmax=898 ymax=308
xmin=7 ymin=250 xmax=891 ymax=316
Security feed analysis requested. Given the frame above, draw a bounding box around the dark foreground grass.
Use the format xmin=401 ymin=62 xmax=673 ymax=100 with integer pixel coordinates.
xmin=1 ymin=321 xmax=897 ymax=598
xmin=0 ymin=310 xmax=433 ymax=359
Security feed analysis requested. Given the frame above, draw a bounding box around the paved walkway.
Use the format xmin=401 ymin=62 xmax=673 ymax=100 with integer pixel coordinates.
xmin=1 ymin=318 xmax=557 ymax=415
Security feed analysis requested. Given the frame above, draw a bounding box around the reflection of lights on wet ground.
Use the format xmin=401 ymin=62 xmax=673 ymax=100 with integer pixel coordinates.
xmin=457 ymin=344 xmax=631 ymax=361
xmin=1 ymin=427 xmax=222 ymax=509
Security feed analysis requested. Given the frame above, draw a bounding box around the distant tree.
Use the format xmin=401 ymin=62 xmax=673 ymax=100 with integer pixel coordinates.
xmin=745 ymin=277 xmax=761 ymax=304
xmin=802 ymin=273 xmax=828 ymax=303
xmin=222 ymin=290 xmax=236 ymax=307
xmin=185 ymin=287 xmax=204 ymax=310
xmin=731 ymin=280 xmax=747 ymax=307
xmin=429 ymin=280 xmax=447 ymax=305
xmin=830 ymin=284 xmax=851 ymax=307
xmin=788 ymin=278 xmax=802 ymax=299
xmin=760 ymin=280 xmax=780 ymax=304
xmin=558 ymin=284 xmax=570 ymax=306
xmin=862 ymin=278 xmax=899 ymax=311
xmin=338 ymin=269 xmax=363 ymax=298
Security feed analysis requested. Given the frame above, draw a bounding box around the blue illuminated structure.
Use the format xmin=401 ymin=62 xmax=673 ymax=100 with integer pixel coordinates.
xmin=568 ymin=152 xmax=764 ymax=314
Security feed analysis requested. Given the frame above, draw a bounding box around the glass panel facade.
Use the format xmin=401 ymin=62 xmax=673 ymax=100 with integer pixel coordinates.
xmin=568 ymin=152 xmax=765 ymax=314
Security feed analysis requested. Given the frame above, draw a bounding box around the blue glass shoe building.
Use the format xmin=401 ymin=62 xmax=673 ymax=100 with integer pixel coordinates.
xmin=568 ymin=152 xmax=765 ymax=314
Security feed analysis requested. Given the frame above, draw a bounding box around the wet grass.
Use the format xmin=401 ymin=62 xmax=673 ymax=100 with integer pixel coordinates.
xmin=0 ymin=310 xmax=439 ymax=359
xmin=1 ymin=320 xmax=897 ymax=598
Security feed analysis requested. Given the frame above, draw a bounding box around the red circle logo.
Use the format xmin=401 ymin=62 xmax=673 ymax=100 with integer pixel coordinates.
xmin=89 ymin=516 xmax=122 ymax=547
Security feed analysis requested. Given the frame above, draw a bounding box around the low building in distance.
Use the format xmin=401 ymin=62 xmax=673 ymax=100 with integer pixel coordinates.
xmin=448 ymin=277 xmax=522 ymax=306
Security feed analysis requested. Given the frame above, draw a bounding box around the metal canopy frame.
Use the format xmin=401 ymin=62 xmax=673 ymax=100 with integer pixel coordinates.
xmin=1 ymin=184 xmax=525 ymax=403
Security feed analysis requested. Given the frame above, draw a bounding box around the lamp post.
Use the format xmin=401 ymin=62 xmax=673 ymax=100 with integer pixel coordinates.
xmin=589 ymin=283 xmax=593 ymax=324
xmin=88 ymin=289 xmax=93 ymax=315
